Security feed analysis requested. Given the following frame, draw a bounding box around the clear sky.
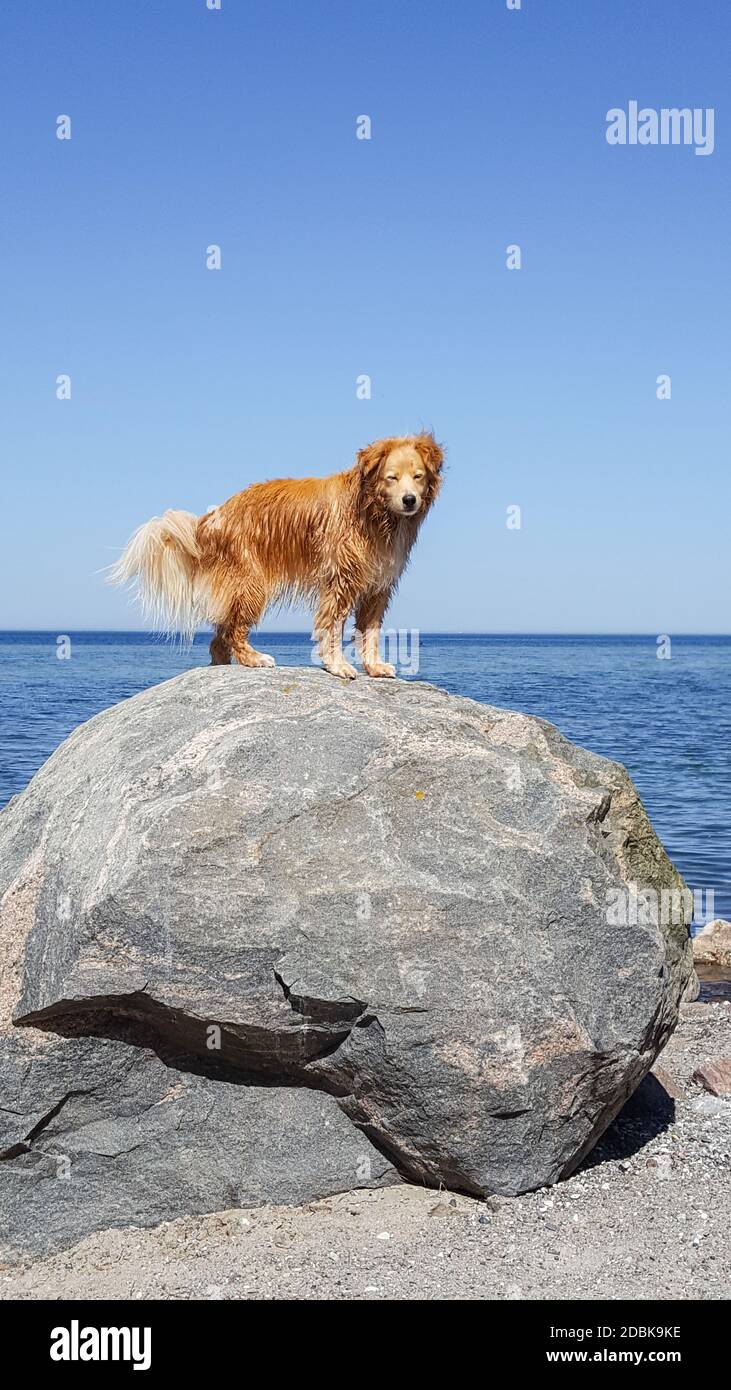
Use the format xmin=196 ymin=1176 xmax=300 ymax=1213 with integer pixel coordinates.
xmin=1 ymin=0 xmax=729 ymax=632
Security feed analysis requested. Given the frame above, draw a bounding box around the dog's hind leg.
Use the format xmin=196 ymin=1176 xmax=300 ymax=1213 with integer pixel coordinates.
xmin=227 ymin=588 xmax=276 ymax=669
xmin=205 ymin=559 xmax=275 ymax=670
xmin=210 ymin=626 xmax=232 ymax=665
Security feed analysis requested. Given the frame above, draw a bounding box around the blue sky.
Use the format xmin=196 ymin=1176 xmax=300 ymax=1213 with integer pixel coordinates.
xmin=1 ymin=0 xmax=729 ymax=632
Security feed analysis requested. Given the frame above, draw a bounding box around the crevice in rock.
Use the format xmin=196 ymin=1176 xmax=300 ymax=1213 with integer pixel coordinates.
xmin=587 ymin=792 xmax=612 ymax=825
xmin=12 ymin=984 xmax=429 ymax=1193
xmin=14 ymin=989 xmax=359 ymax=1091
xmin=273 ymin=968 xmax=366 ymax=1025
xmin=0 ymin=1089 xmax=88 ymax=1162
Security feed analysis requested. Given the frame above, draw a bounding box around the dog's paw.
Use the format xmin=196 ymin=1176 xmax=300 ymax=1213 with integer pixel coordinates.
xmin=364 ymin=661 xmax=396 ymax=679
xmin=326 ymin=660 xmax=358 ymax=680
xmin=238 ymin=651 xmax=276 ymax=669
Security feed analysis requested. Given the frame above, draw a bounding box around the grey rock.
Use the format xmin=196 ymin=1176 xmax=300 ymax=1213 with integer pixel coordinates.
xmin=683 ymin=970 xmax=701 ymax=1002
xmin=0 ymin=672 xmax=405 ymax=1260
xmin=0 ymin=1029 xmax=394 ymax=1260
xmin=0 ymin=666 xmax=693 ymax=1254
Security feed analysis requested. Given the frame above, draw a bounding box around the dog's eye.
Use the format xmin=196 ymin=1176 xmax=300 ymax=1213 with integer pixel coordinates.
xmin=413 ymin=472 xmax=424 ymax=480
xmin=386 ymin=475 xmax=398 ymax=482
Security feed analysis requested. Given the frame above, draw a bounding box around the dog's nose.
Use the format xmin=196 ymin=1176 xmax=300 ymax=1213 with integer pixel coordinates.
xmin=402 ymin=494 xmax=417 ymax=510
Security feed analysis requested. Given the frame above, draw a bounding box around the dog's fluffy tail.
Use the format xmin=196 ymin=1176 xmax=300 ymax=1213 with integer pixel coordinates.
xmin=109 ymin=509 xmax=203 ymax=639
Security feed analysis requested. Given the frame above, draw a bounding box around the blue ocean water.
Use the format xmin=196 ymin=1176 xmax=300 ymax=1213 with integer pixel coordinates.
xmin=0 ymin=632 xmax=729 ymax=923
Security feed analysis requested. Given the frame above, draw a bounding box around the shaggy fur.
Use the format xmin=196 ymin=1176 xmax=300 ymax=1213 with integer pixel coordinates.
xmin=110 ymin=432 xmax=444 ymax=679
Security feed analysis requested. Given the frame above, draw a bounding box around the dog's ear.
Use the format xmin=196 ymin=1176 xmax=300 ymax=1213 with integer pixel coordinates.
xmin=414 ymin=433 xmax=445 ymax=475
xmin=357 ymin=439 xmax=391 ymax=478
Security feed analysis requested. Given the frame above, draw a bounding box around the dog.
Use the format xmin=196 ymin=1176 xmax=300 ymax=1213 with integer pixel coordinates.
xmin=110 ymin=432 xmax=444 ymax=679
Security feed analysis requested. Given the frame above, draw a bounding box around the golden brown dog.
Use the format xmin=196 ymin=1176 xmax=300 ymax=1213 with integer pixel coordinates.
xmin=110 ymin=433 xmax=444 ymax=679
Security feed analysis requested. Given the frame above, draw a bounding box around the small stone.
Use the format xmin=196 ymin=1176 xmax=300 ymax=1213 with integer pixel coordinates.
xmin=650 ymin=1063 xmax=683 ymax=1100
xmin=692 ymin=919 xmax=731 ymax=970
xmin=692 ymin=1058 xmax=731 ymax=1097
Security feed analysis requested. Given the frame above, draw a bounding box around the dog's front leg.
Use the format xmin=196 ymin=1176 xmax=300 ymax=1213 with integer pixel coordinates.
xmin=315 ymin=591 xmax=357 ymax=680
xmin=355 ymin=589 xmax=395 ymax=678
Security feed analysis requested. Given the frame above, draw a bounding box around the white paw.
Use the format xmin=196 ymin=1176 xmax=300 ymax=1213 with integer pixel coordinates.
xmin=364 ymin=661 xmax=396 ymax=679
xmin=326 ymin=660 xmax=358 ymax=681
xmin=239 ymin=651 xmax=276 ymax=669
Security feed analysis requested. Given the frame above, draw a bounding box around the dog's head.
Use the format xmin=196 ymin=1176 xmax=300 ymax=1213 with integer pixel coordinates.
xmin=357 ymin=433 xmax=444 ymax=517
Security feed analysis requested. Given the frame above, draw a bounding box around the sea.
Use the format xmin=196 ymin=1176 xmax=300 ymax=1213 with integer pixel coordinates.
xmin=0 ymin=631 xmax=729 ymax=925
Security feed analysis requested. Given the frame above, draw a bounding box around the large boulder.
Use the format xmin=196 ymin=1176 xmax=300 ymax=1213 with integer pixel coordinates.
xmin=0 ymin=667 xmax=693 ymax=1256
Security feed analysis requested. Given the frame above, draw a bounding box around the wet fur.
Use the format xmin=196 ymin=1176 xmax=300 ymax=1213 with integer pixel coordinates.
xmin=110 ymin=432 xmax=444 ymax=679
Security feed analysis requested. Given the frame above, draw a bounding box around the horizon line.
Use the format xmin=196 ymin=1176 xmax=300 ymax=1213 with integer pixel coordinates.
xmin=1 ymin=629 xmax=731 ymax=640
